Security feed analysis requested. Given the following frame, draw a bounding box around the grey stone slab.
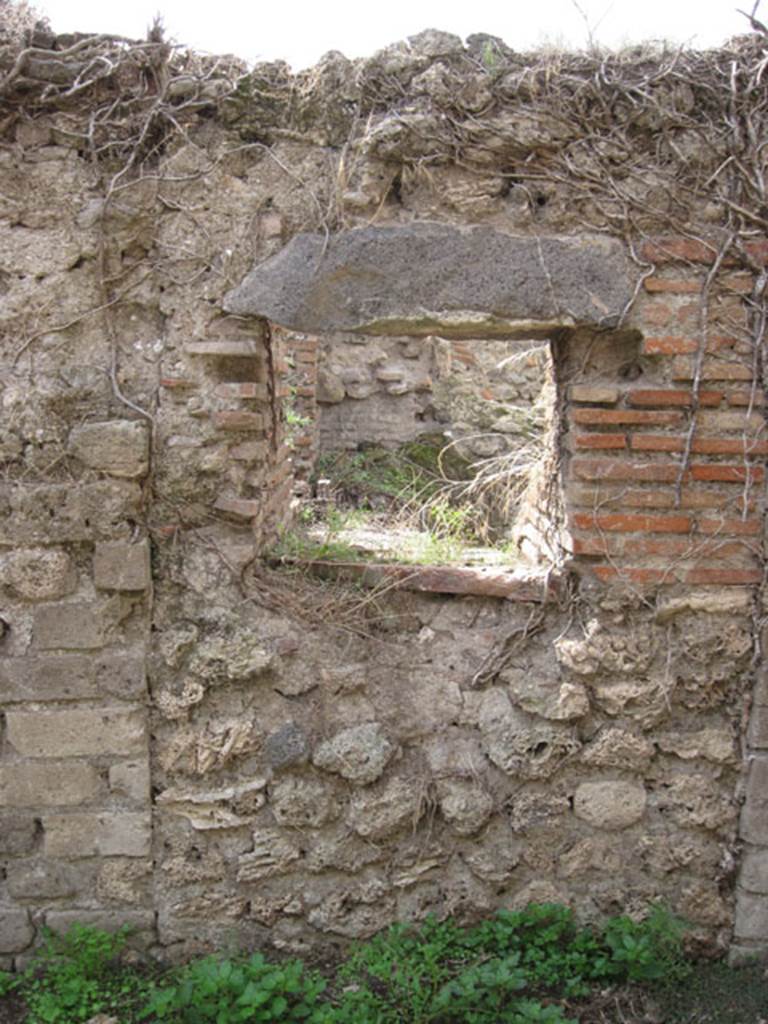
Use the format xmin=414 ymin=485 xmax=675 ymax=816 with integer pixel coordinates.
xmin=224 ymin=225 xmax=634 ymax=334
xmin=741 ymin=757 xmax=768 ymax=844
xmin=0 ymin=908 xmax=33 ymax=953
xmin=0 ymin=653 xmax=146 ymax=702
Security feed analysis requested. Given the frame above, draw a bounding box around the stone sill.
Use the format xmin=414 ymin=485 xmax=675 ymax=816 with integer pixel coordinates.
xmin=267 ymin=558 xmax=560 ymax=601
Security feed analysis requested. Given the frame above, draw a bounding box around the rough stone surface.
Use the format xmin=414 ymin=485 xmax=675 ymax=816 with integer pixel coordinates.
xmin=478 ymin=688 xmax=580 ymax=778
xmin=0 ymin=908 xmax=34 ymax=953
xmin=741 ymin=758 xmax=768 ymax=844
xmin=657 ymin=728 xmax=736 ymax=763
xmin=6 ymin=708 xmax=146 ymax=758
xmin=225 ymin=226 xmax=634 ymax=333
xmin=347 ymin=776 xmax=424 ymax=840
xmin=437 ymin=779 xmax=494 ymax=835
xmin=0 ymin=814 xmax=38 ymax=855
xmin=573 ymin=781 xmax=647 ymax=830
xmin=7 ymin=861 xmax=80 ymax=899
xmin=43 ymin=812 xmax=152 ymax=858
xmin=0 ymin=653 xmax=146 ymax=702
xmin=269 ymin=776 xmax=341 ymax=828
xmin=237 ymin=829 xmax=301 ymax=882
xmin=312 ymin=723 xmax=396 ymax=784
xmin=581 ymin=729 xmax=654 ymax=771
xmin=740 ymin=849 xmax=768 ymax=894
xmin=0 ymin=761 xmax=102 ymax=806
xmin=156 ymin=779 xmax=267 ymax=830
xmin=3 ymin=548 xmax=76 ymax=600
xmin=264 ymin=723 xmax=309 ymax=771
xmin=734 ymin=891 xmax=768 ymax=941
xmin=68 ymin=420 xmax=149 ymax=478
xmin=93 ymin=540 xmax=151 ymax=591
xmin=32 ymin=602 xmax=113 ymax=650
xmin=109 ymin=760 xmax=150 ymax=803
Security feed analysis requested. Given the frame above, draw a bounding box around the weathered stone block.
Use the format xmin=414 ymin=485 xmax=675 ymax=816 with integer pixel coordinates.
xmin=264 ymin=723 xmax=309 ymax=771
xmin=69 ymin=420 xmax=149 ymax=479
xmin=740 ymin=849 xmax=768 ymax=895
xmin=573 ymin=781 xmax=647 ymax=830
xmin=225 ymin=226 xmax=634 ymax=334
xmin=741 ymin=758 xmax=768 ymax=844
xmin=0 ymin=653 xmax=146 ymax=702
xmin=734 ymin=890 xmax=768 ymax=941
xmin=93 ymin=540 xmax=151 ymax=591
xmin=6 ymin=708 xmax=146 ymax=758
xmin=0 ymin=481 xmax=142 ymax=544
xmin=269 ymin=776 xmax=340 ymax=828
xmin=7 ymin=861 xmax=81 ymax=899
xmin=33 ymin=602 xmax=110 ymax=650
xmin=3 ymin=548 xmax=76 ymax=601
xmin=748 ymin=706 xmax=768 ymax=750
xmin=43 ymin=812 xmax=152 ymax=857
xmin=0 ymin=814 xmax=37 ymax=855
xmin=0 ymin=908 xmax=33 ymax=953
xmin=312 ymin=723 xmax=396 ymax=785
xmin=97 ymin=859 xmax=152 ymax=904
xmin=479 ymin=688 xmax=580 ymax=779
xmin=0 ymin=761 xmax=102 ymax=807
xmin=348 ymin=777 xmax=424 ymax=840
xmin=109 ymin=760 xmax=150 ymax=804
xmin=437 ymin=779 xmax=494 ymax=836
xmin=237 ymin=829 xmax=301 ymax=882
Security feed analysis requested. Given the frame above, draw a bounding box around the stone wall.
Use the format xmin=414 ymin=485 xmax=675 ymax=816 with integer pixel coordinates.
xmin=1 ymin=25 xmax=768 ymax=967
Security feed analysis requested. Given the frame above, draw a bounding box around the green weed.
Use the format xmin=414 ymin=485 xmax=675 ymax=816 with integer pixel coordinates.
xmin=19 ymin=923 xmax=149 ymax=1024
xmin=143 ymin=952 xmax=328 ymax=1023
xmin=2 ymin=903 xmax=694 ymax=1024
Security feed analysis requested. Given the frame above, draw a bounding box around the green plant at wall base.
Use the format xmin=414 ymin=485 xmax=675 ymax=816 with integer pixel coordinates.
xmin=20 ymin=923 xmax=149 ymax=1024
xmin=143 ymin=953 xmax=329 ymax=1023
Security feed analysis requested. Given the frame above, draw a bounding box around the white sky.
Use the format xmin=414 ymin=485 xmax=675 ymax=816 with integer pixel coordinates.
xmin=34 ymin=0 xmax=753 ymax=70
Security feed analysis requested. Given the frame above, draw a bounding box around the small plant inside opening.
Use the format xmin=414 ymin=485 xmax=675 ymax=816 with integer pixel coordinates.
xmin=273 ymin=334 xmax=556 ymax=568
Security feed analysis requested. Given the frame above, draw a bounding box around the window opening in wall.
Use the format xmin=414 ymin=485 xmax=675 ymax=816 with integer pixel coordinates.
xmin=271 ymin=331 xmax=558 ymax=572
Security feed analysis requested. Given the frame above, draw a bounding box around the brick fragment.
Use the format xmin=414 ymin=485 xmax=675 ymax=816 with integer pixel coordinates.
xmin=571 ymin=535 xmax=753 ymax=558
xmin=628 ymin=389 xmax=722 ymax=407
xmin=572 ymin=512 xmax=691 ymax=533
xmin=631 ymin=435 xmax=768 ymax=455
xmin=643 ymin=278 xmax=702 ymax=293
xmin=685 ymin=568 xmax=762 ymax=585
xmin=641 ymin=336 xmax=698 ymax=355
xmin=569 ymin=484 xmax=745 ymax=511
xmin=213 ymin=411 xmax=265 ymax=431
xmin=214 ymin=382 xmax=269 ymax=400
xmin=690 ymin=464 xmax=764 ymax=483
xmin=698 ymin=517 xmax=762 ymax=536
xmin=571 ymin=409 xmax=684 ymax=426
xmin=641 ymin=237 xmax=721 ymax=263
xmin=571 ymin=458 xmax=680 ymax=483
